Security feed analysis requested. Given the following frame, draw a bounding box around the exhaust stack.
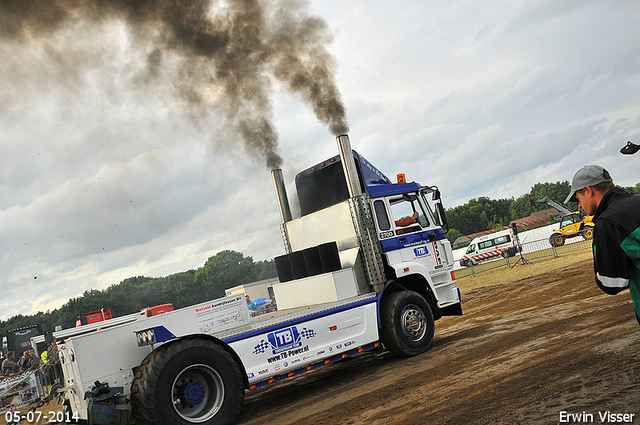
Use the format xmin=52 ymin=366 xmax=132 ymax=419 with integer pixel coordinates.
xmin=336 ymin=134 xmax=362 ymax=198
xmin=271 ymin=168 xmax=292 ymax=224
xmin=335 ymin=134 xmax=386 ymax=291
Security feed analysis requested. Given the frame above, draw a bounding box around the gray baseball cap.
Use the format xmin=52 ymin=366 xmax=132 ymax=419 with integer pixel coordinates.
xmin=565 ymin=165 xmax=612 ymax=204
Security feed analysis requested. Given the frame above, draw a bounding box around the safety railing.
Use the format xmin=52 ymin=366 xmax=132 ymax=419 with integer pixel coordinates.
xmin=455 ymin=236 xmax=592 ymax=280
xmin=1 ymin=361 xmax=63 ymax=416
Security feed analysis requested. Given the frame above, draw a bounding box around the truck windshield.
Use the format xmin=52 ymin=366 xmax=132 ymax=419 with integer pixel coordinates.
xmin=560 ymin=213 xmax=581 ymax=228
xmin=389 ymin=194 xmax=430 ymax=228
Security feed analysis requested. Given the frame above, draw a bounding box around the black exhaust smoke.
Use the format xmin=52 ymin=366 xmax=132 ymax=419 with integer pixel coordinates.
xmin=0 ymin=0 xmax=349 ymax=169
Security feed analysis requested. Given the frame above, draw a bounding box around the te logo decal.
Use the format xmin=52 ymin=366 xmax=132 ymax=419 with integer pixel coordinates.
xmin=253 ymin=326 xmax=317 ymax=355
xmin=414 ymin=246 xmax=429 ymax=257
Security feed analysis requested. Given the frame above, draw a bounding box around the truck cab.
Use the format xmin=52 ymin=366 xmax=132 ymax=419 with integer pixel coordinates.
xmin=369 ymin=183 xmax=461 ymax=315
xmin=274 ymin=137 xmax=461 ymax=318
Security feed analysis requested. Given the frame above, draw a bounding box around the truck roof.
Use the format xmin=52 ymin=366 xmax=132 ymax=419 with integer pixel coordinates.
xmin=367 ymin=181 xmax=422 ymax=197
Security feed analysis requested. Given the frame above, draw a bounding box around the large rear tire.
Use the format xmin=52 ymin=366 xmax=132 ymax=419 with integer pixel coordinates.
xmin=582 ymin=228 xmax=594 ymax=240
xmin=380 ymin=290 xmax=434 ymax=357
xmin=131 ymin=338 xmax=244 ymax=425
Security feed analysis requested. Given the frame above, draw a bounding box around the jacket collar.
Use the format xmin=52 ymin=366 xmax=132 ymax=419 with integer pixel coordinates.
xmin=593 ymin=187 xmax=630 ymax=220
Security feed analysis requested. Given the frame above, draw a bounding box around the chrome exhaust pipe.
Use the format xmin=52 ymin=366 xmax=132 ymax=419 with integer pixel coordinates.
xmin=271 ymin=168 xmax=292 ymax=224
xmin=336 ymin=134 xmax=362 ymax=198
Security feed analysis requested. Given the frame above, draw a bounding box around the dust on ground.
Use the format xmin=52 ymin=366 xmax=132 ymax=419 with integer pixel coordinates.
xmin=237 ymin=255 xmax=640 ymax=425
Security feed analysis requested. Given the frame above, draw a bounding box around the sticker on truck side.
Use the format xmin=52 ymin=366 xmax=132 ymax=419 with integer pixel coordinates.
xmin=253 ymin=326 xmax=316 ymax=355
xmin=413 ymin=245 xmax=429 ymax=257
xmin=196 ymin=295 xmax=250 ymax=334
xmin=432 ymin=242 xmax=443 ymax=266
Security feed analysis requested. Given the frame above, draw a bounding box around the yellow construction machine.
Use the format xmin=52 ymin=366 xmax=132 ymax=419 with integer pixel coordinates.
xmin=536 ymin=197 xmax=594 ymax=247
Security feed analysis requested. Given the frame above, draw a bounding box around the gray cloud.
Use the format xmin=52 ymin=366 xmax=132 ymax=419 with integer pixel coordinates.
xmin=1 ymin=0 xmax=640 ymax=320
xmin=0 ymin=0 xmax=349 ymax=170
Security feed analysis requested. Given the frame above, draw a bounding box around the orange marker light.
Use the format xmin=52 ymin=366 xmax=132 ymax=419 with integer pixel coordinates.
xmin=397 ymin=173 xmax=406 ymax=183
xmin=329 ymin=325 xmax=337 ymax=331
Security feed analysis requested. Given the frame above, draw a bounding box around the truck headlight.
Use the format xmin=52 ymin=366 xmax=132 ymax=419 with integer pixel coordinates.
xmin=135 ymin=325 xmax=176 ymax=346
xmin=136 ymin=329 xmax=156 ymax=346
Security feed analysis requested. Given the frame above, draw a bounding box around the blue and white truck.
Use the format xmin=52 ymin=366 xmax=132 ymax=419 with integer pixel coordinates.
xmin=55 ymin=134 xmax=462 ymax=425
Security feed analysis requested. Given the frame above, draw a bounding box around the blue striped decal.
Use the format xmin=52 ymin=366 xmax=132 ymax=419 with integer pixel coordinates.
xmin=222 ymin=296 xmax=378 ymax=344
xmin=380 ymin=228 xmax=446 ymax=253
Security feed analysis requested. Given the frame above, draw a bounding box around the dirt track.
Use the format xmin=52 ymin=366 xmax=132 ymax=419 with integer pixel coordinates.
xmin=237 ymin=259 xmax=640 ymax=425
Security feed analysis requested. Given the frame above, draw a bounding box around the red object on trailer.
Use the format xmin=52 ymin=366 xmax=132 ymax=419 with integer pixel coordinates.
xmin=141 ymin=303 xmax=174 ymax=317
xmin=75 ymin=309 xmax=113 ymax=327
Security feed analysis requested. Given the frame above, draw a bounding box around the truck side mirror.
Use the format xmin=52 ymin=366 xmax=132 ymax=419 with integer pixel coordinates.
xmin=436 ymin=202 xmax=449 ymax=233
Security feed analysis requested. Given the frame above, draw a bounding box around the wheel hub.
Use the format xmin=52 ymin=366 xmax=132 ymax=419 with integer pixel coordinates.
xmin=401 ymin=305 xmax=426 ymax=341
xmin=171 ymin=364 xmax=225 ymax=421
xmin=180 ymin=380 xmax=206 ymax=405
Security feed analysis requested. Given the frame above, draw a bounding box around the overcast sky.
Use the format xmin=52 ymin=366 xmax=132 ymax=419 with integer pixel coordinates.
xmin=1 ymin=0 xmax=639 ymax=321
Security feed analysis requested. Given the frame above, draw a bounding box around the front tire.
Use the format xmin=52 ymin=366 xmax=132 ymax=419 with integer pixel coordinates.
xmin=131 ymin=338 xmax=244 ymax=425
xmin=549 ymin=233 xmax=565 ymax=247
xmin=380 ymin=291 xmax=435 ymax=357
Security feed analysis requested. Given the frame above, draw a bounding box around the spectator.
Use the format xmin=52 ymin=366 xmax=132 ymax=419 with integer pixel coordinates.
xmin=2 ymin=351 xmax=20 ymax=376
xmin=17 ymin=350 xmax=31 ymax=371
xmin=43 ymin=340 xmax=62 ymax=385
xmin=28 ymin=348 xmax=41 ymax=371
xmin=565 ymin=165 xmax=640 ymax=326
xmin=245 ymin=295 xmax=256 ymax=316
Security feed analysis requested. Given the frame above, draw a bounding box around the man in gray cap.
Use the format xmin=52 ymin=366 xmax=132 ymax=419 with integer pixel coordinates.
xmin=566 ymin=165 xmax=640 ymax=326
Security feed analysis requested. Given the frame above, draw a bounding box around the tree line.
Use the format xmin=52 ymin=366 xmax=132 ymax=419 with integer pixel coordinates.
xmin=2 ymin=180 xmax=638 ymax=336
xmin=444 ymin=181 xmax=640 ymax=245
xmin=0 ymin=250 xmax=276 ymax=336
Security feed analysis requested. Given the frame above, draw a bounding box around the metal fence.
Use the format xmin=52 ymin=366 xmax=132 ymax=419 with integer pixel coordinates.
xmin=1 ymin=359 xmax=63 ymax=416
xmin=455 ymin=236 xmax=592 ymax=279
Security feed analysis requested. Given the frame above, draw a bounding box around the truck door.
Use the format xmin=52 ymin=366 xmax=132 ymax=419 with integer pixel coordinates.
xmin=374 ymin=193 xmax=447 ymax=271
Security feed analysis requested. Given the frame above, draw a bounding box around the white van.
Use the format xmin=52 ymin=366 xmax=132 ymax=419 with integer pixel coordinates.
xmin=459 ymin=228 xmax=520 ymax=267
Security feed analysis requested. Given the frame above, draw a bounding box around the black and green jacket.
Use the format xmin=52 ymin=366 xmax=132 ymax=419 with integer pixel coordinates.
xmin=592 ymin=187 xmax=640 ymax=320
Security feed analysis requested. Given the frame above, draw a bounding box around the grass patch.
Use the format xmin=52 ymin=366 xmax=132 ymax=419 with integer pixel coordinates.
xmin=455 ymin=249 xmax=593 ymax=293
